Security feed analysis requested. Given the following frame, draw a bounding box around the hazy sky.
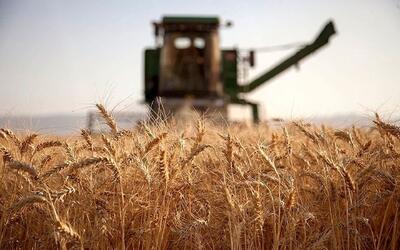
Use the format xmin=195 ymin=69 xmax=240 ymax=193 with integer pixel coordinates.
xmin=0 ymin=0 xmax=399 ymax=120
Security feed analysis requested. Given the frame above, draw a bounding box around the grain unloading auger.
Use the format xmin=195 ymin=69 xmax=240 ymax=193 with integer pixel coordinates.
xmin=144 ymin=16 xmax=336 ymax=122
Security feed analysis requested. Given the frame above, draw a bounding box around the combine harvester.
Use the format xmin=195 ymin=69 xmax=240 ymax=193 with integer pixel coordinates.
xmin=88 ymin=16 xmax=336 ymax=130
xmin=143 ymin=16 xmax=336 ymax=123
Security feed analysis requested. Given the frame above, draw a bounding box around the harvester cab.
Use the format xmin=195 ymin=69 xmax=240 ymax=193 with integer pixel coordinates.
xmin=144 ymin=16 xmax=336 ymax=122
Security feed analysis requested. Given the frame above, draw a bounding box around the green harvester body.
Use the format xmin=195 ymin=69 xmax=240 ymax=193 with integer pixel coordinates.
xmin=144 ymin=16 xmax=336 ymax=122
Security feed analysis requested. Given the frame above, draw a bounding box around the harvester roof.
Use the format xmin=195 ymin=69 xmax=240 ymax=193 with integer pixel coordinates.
xmin=161 ymin=16 xmax=219 ymax=32
xmin=162 ymin=16 xmax=219 ymax=25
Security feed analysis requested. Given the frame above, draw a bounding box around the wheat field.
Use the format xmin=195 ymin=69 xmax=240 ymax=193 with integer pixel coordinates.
xmin=0 ymin=105 xmax=399 ymax=249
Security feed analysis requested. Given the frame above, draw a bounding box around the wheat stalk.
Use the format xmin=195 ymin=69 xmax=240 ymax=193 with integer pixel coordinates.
xmin=158 ymin=149 xmax=169 ymax=188
xmin=81 ymin=129 xmax=93 ymax=150
xmin=96 ymin=103 xmax=118 ymax=134
xmin=35 ymin=140 xmax=64 ymax=152
xmin=0 ymin=128 xmax=21 ymax=146
xmin=101 ymin=134 xmax=116 ymax=157
xmin=8 ymin=194 xmax=48 ymax=214
xmin=20 ymin=133 xmax=38 ymax=155
xmin=143 ymin=132 xmax=167 ymax=155
xmin=7 ymin=160 xmax=39 ymax=179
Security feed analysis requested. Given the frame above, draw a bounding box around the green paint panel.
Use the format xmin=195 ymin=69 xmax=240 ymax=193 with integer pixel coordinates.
xmin=144 ymin=48 xmax=160 ymax=103
xmin=221 ymin=50 xmax=238 ymax=98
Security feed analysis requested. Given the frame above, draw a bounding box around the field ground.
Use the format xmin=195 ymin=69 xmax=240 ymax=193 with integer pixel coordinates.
xmin=0 ymin=105 xmax=399 ymax=249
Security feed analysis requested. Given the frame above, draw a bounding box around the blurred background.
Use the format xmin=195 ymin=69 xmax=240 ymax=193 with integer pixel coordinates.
xmin=0 ymin=0 xmax=399 ymax=133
